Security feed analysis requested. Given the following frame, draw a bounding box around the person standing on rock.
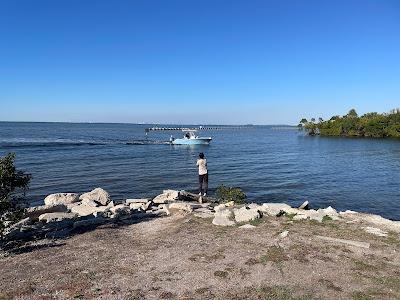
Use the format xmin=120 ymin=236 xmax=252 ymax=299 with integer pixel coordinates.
xmin=196 ymin=152 xmax=208 ymax=197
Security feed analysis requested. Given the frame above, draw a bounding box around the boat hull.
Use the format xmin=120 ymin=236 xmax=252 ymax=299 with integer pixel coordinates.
xmin=171 ymin=138 xmax=212 ymax=145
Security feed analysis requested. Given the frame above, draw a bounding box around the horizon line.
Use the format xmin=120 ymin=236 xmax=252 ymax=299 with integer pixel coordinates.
xmin=0 ymin=120 xmax=296 ymax=126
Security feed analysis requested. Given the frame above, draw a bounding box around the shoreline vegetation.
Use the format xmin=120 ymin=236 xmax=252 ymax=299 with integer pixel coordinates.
xmin=299 ymin=108 xmax=400 ymax=138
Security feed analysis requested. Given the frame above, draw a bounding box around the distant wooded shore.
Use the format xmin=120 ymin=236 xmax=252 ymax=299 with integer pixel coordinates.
xmin=299 ymin=109 xmax=400 ymax=138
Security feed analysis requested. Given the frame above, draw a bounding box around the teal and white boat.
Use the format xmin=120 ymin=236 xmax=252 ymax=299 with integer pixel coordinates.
xmin=170 ymin=130 xmax=212 ymax=145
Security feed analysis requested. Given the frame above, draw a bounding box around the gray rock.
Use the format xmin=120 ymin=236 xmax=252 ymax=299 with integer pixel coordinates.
xmin=109 ymin=204 xmax=131 ymax=219
xmin=168 ymin=202 xmax=193 ymax=213
xmin=293 ymin=214 xmax=308 ymax=221
xmin=153 ymin=190 xmax=179 ymax=204
xmin=298 ymin=201 xmax=309 ymax=210
xmin=79 ymin=188 xmax=111 ymax=206
xmin=44 ymin=193 xmax=79 ymax=206
xmin=38 ymin=212 xmax=77 ymax=223
xmin=233 ymin=206 xmax=261 ymax=223
xmin=260 ymin=203 xmax=292 ymax=216
xmin=81 ymin=198 xmax=98 ymax=207
xmin=129 ymin=203 xmax=144 ymax=211
xmin=66 ymin=202 xmax=81 ymax=210
xmin=126 ymin=198 xmax=150 ymax=204
xmin=239 ymin=224 xmax=256 ymax=229
xmin=26 ymin=204 xmax=68 ymax=220
xmin=2 ymin=217 xmax=32 ymax=237
xmin=212 ymin=209 xmax=235 ymax=226
xmin=71 ymin=204 xmax=101 ymax=217
xmin=363 ymin=226 xmax=388 ymax=237
xmin=279 ymin=230 xmax=289 ymax=238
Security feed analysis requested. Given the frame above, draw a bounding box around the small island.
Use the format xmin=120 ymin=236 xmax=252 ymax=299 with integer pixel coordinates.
xmin=299 ymin=109 xmax=400 ymax=138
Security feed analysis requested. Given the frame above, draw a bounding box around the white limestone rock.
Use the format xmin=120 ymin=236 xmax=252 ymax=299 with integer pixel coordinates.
xmin=71 ymin=204 xmax=101 ymax=217
xmin=168 ymin=202 xmax=194 ymax=213
xmin=259 ymin=203 xmax=292 ymax=216
xmin=212 ymin=208 xmax=235 ymax=226
xmin=239 ymin=224 xmax=256 ymax=229
xmin=363 ymin=226 xmax=388 ymax=237
xmin=233 ymin=206 xmax=261 ymax=223
xmin=152 ymin=190 xmax=179 ymax=204
xmin=279 ymin=230 xmax=289 ymax=238
xmin=129 ymin=203 xmax=144 ymax=211
xmin=126 ymin=198 xmax=150 ymax=204
xmin=81 ymin=198 xmax=99 ymax=207
xmin=298 ymin=201 xmax=309 ymax=210
xmin=26 ymin=204 xmax=68 ymax=220
xmin=38 ymin=212 xmax=77 ymax=223
xmin=44 ymin=193 xmax=79 ymax=206
xmin=79 ymin=188 xmax=111 ymax=206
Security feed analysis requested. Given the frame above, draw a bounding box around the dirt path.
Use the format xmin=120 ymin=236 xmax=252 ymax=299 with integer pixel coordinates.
xmin=1 ymin=213 xmax=399 ymax=299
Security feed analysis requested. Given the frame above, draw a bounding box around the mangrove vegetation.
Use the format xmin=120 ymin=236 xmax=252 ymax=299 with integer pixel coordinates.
xmin=299 ymin=109 xmax=400 ymax=138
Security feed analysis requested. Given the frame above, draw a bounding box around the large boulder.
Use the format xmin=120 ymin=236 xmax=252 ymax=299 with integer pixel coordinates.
xmin=71 ymin=204 xmax=105 ymax=217
xmin=212 ymin=208 xmax=235 ymax=226
xmin=44 ymin=193 xmax=79 ymax=206
xmin=259 ymin=203 xmax=293 ymax=216
xmin=126 ymin=198 xmax=150 ymax=204
xmin=26 ymin=204 xmax=68 ymax=220
xmin=2 ymin=217 xmax=32 ymax=237
xmin=153 ymin=190 xmax=179 ymax=204
xmin=38 ymin=212 xmax=77 ymax=223
xmin=168 ymin=202 xmax=194 ymax=213
xmin=79 ymin=188 xmax=111 ymax=206
xmin=233 ymin=206 xmax=261 ymax=223
xmin=109 ymin=204 xmax=131 ymax=219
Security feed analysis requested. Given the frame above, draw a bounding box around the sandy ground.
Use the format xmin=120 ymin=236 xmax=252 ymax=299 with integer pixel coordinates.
xmin=1 ymin=212 xmax=400 ymax=300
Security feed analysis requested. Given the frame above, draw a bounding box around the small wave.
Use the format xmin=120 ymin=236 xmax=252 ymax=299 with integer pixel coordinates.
xmin=0 ymin=142 xmax=110 ymax=148
xmin=0 ymin=138 xmax=116 ymax=148
xmin=126 ymin=139 xmax=170 ymax=145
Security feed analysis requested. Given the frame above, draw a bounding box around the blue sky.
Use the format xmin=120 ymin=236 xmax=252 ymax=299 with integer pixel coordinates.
xmin=1 ymin=0 xmax=399 ymax=124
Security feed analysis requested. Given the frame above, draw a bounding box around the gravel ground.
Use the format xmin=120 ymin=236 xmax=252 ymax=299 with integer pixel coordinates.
xmin=1 ymin=212 xmax=400 ymax=300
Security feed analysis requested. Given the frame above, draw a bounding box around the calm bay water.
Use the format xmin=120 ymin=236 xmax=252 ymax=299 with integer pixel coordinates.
xmin=1 ymin=122 xmax=399 ymax=220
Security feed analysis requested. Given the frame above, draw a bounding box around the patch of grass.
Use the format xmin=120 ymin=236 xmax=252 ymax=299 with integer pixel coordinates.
xmin=260 ymin=246 xmax=287 ymax=264
xmin=322 ymin=215 xmax=332 ymax=222
xmin=351 ymin=259 xmax=375 ymax=272
xmin=352 ymin=291 xmax=372 ymax=300
xmin=214 ymin=270 xmax=229 ymax=278
xmin=249 ymin=218 xmax=264 ymax=226
xmin=373 ymin=275 xmax=400 ymax=292
xmin=256 ymin=286 xmax=292 ymax=299
xmin=385 ymin=232 xmax=400 ymax=246
xmin=285 ymin=213 xmax=297 ymax=221
xmin=73 ymin=293 xmax=84 ymax=299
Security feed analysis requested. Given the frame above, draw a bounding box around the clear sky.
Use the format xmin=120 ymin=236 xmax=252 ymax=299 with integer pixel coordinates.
xmin=1 ymin=0 xmax=399 ymax=124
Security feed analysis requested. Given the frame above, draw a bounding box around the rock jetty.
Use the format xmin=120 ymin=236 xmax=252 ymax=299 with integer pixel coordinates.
xmin=2 ymin=188 xmax=400 ymax=242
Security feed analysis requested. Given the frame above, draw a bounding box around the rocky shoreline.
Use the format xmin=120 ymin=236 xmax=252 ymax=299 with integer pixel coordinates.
xmin=2 ymin=187 xmax=400 ymax=244
xmin=1 ymin=188 xmax=400 ymax=299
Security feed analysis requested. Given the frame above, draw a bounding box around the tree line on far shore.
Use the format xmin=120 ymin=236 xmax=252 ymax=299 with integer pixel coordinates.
xmin=299 ymin=108 xmax=400 ymax=138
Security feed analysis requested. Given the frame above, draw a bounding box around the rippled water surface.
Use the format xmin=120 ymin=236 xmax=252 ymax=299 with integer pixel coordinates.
xmin=1 ymin=122 xmax=399 ymax=220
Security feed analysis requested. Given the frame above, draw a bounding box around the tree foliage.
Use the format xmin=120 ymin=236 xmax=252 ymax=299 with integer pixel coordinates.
xmin=216 ymin=185 xmax=246 ymax=204
xmin=1 ymin=153 xmax=31 ymax=233
xmin=299 ymin=109 xmax=400 ymax=138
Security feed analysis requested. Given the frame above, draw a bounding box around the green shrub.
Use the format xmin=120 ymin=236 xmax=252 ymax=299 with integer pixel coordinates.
xmin=0 ymin=153 xmax=31 ymax=234
xmin=215 ymin=185 xmax=246 ymax=204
